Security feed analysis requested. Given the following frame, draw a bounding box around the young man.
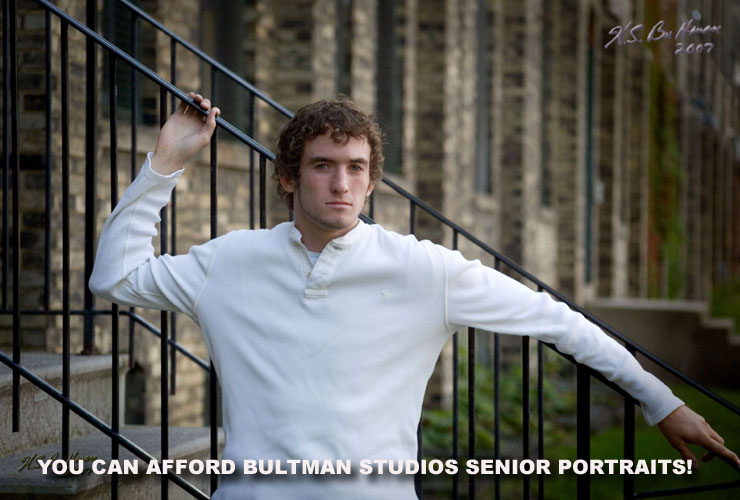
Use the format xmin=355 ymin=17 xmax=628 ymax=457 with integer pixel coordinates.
xmin=90 ymin=93 xmax=738 ymax=499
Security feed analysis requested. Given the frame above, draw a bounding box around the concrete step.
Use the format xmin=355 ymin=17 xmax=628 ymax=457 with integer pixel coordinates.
xmin=0 ymin=425 xmax=224 ymax=499
xmin=0 ymin=352 xmax=128 ymax=457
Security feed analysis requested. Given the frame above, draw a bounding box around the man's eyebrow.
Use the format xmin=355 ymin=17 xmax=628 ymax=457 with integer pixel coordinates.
xmin=307 ymin=156 xmax=369 ymax=165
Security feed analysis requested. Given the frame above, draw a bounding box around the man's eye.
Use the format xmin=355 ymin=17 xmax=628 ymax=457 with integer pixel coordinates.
xmin=350 ymin=164 xmax=363 ymax=171
xmin=315 ymin=163 xmax=328 ymax=169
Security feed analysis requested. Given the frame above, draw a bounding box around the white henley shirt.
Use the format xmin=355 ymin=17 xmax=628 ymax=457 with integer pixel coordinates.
xmin=89 ymin=154 xmax=683 ymax=499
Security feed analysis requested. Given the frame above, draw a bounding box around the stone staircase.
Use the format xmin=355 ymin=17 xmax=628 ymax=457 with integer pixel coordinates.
xmin=0 ymin=352 xmax=222 ymax=498
xmin=585 ymin=299 xmax=740 ymax=389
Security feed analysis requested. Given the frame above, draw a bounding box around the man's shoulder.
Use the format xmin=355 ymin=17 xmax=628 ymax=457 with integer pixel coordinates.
xmin=207 ymin=222 xmax=292 ymax=252
xmin=364 ymin=223 xmax=447 ymax=259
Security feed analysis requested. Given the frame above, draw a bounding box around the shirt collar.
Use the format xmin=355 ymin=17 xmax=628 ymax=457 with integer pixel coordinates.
xmin=288 ymin=219 xmax=368 ymax=249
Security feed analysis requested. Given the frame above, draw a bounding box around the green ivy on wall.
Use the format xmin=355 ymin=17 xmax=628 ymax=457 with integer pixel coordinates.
xmin=647 ymin=64 xmax=684 ymax=298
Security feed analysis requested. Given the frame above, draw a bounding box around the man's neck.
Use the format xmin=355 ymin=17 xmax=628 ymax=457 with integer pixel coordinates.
xmin=293 ymin=219 xmax=359 ymax=252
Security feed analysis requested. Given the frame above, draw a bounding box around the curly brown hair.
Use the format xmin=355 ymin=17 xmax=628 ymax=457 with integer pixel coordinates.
xmin=274 ymin=96 xmax=384 ymax=210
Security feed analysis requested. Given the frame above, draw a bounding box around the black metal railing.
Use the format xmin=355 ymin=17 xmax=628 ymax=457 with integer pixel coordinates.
xmin=2 ymin=1 xmax=739 ymax=499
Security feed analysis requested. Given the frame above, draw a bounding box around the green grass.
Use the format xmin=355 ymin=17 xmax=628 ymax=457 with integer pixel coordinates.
xmin=536 ymin=384 xmax=740 ymax=499
xmin=711 ymin=279 xmax=740 ymax=335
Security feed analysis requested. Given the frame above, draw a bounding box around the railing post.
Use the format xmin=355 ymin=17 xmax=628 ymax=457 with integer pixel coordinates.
xmin=2 ymin=0 xmax=10 ymax=311
xmin=8 ymin=0 xmax=20 ymax=434
xmin=468 ymin=326 xmax=476 ymax=499
xmin=452 ymin=230 xmax=459 ymax=500
xmin=493 ymin=258 xmax=501 ymax=500
xmin=83 ymin=0 xmax=97 ymax=354
xmin=60 ymin=18 xmax=71 ymax=460
xmin=128 ymin=11 xmax=138 ymax=369
xmin=537 ymin=340 xmax=544 ymax=500
xmin=523 ymin=335 xmax=530 ymax=499
xmin=259 ymin=155 xmax=266 ymax=229
xmin=44 ymin=9 xmax=52 ymax=310
xmin=108 ymin=50 xmax=120 ymax=500
xmin=169 ymin=38 xmax=177 ymax=396
xmin=577 ymin=364 xmax=590 ymax=499
xmin=159 ymin=87 xmax=170 ymax=500
xmin=210 ymin=70 xmax=220 ymax=495
xmin=624 ymin=346 xmax=636 ymax=500
xmin=248 ymin=92 xmax=255 ymax=229
xmin=537 ymin=286 xmax=545 ymax=500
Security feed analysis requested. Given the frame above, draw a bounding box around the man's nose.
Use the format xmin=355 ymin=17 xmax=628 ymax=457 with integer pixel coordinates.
xmin=330 ymin=168 xmax=349 ymax=193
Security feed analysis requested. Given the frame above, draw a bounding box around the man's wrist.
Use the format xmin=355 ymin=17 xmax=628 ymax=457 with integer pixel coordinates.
xmin=151 ymin=151 xmax=184 ymax=175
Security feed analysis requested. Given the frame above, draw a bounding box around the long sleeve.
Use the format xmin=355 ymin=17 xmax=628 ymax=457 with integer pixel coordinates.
xmin=442 ymin=248 xmax=683 ymax=426
xmin=89 ymin=153 xmax=225 ymax=321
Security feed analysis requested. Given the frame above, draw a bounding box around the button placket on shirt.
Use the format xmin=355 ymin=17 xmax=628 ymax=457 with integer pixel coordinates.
xmin=304 ymin=242 xmax=343 ymax=298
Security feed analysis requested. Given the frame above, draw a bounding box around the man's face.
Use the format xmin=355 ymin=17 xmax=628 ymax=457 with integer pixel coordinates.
xmin=280 ymin=131 xmax=374 ymax=249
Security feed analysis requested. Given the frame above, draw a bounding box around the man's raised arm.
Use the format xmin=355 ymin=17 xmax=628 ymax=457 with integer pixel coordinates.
xmin=89 ymin=93 xmax=221 ymax=319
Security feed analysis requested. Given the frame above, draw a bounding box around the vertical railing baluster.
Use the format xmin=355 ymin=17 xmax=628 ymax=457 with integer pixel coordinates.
xmin=128 ymin=12 xmax=138 ymax=369
xmin=623 ymin=346 xmax=636 ymax=500
xmin=169 ymin=38 xmax=177 ymax=396
xmin=576 ymin=364 xmax=590 ymax=499
xmin=259 ymin=155 xmax=266 ymax=229
xmin=537 ymin=286 xmax=544 ymax=500
xmin=369 ymin=190 xmax=375 ymax=220
xmin=169 ymin=38 xmax=176 ymax=114
xmin=523 ymin=334 xmax=530 ymax=499
xmin=83 ymin=0 xmax=97 ymax=354
xmin=452 ymin=230 xmax=459 ymax=500
xmin=248 ymin=92 xmax=255 ymax=229
xmin=2 ymin=0 xmax=10 ymax=311
xmin=468 ymin=326 xmax=476 ymax=499
xmin=409 ymin=201 xmax=415 ymax=234
xmin=410 ymin=210 xmax=422 ymax=500
xmin=9 ymin=0 xmax=20 ymax=434
xmin=108 ymin=50 xmax=120 ymax=500
xmin=210 ymin=69 xmax=220 ymax=495
xmin=158 ymin=87 xmax=169 ymax=500
xmin=60 ymin=19 xmax=70 ymax=460
xmin=43 ymin=9 xmax=51 ymax=310
xmin=493 ymin=258 xmax=501 ymax=500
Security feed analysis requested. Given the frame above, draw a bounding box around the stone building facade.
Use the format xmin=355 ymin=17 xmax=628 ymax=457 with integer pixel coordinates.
xmin=3 ymin=0 xmax=739 ymax=424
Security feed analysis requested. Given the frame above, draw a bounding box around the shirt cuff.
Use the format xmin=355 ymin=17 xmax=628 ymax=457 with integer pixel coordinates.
xmin=142 ymin=152 xmax=185 ymax=181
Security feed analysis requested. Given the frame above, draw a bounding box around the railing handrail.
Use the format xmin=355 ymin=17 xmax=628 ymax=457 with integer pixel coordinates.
xmin=36 ymin=0 xmax=274 ymax=160
xmin=114 ymin=0 xmax=292 ymax=119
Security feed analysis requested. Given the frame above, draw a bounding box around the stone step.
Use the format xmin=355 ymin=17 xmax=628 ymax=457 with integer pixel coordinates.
xmin=0 ymin=351 xmax=128 ymax=457
xmin=0 ymin=425 xmax=224 ymax=499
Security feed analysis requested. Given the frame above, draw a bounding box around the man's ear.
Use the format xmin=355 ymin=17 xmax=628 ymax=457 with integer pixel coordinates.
xmin=280 ymin=174 xmax=296 ymax=194
xmin=367 ymin=182 xmax=374 ymax=197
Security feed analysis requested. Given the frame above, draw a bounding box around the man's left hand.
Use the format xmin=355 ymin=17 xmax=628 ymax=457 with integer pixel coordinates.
xmin=658 ymin=405 xmax=739 ymax=468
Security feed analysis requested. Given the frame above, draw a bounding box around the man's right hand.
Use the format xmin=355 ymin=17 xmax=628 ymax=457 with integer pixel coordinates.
xmin=151 ymin=91 xmax=220 ymax=175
